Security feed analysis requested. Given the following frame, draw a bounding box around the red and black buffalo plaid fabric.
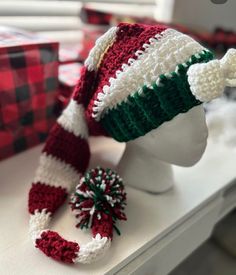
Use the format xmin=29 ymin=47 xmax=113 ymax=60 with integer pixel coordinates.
xmin=80 ymin=6 xmax=112 ymax=26
xmin=57 ymin=62 xmax=82 ymax=112
xmin=0 ymin=38 xmax=59 ymax=161
xmin=80 ymin=27 xmax=106 ymax=62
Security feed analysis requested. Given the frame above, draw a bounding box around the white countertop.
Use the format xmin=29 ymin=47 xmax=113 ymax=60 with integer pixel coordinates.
xmin=0 ymin=137 xmax=235 ymax=275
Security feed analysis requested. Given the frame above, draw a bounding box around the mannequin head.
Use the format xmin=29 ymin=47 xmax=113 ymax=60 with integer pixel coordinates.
xmin=71 ymin=23 xmax=235 ymax=193
xmin=127 ymin=105 xmax=208 ymax=167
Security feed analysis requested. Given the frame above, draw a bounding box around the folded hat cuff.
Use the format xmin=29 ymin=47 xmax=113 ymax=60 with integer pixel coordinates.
xmin=101 ymin=50 xmax=214 ymax=142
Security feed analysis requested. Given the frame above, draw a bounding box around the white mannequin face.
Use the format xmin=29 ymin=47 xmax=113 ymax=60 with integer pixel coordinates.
xmin=129 ymin=105 xmax=208 ymax=167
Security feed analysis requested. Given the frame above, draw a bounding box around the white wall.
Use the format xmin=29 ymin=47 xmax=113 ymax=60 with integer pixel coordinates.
xmin=156 ymin=0 xmax=236 ymax=31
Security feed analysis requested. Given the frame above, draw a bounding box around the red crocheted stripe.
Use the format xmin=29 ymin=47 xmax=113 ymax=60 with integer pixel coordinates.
xmin=86 ymin=23 xmax=167 ymax=134
xmin=92 ymin=214 xmax=113 ymax=239
xmin=70 ymin=66 xmax=104 ymax=135
xmin=36 ymin=230 xmax=79 ymax=263
xmin=73 ymin=65 xmax=97 ymax=107
xmin=42 ymin=122 xmax=90 ymax=174
xmin=28 ymin=182 xmax=67 ymax=214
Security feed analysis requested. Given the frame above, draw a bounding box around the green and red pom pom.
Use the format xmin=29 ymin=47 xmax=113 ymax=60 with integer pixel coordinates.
xmin=70 ymin=167 xmax=127 ymax=235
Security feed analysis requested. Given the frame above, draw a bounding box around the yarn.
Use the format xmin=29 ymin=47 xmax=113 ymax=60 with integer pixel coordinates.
xmin=29 ymin=183 xmax=67 ymax=215
xmin=101 ymin=50 xmax=213 ymax=141
xmin=29 ymin=168 xmax=126 ymax=264
xmin=36 ymin=231 xmax=80 ymax=264
xmin=28 ymin=23 xmax=236 ymax=265
xmin=70 ymin=167 xmax=126 ymax=235
xmin=188 ymin=49 xmax=236 ymax=102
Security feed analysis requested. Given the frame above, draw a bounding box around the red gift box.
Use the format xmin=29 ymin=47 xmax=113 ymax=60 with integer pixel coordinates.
xmin=57 ymin=62 xmax=82 ymax=112
xmin=59 ymin=45 xmax=83 ymax=65
xmin=80 ymin=6 xmax=112 ymax=26
xmin=0 ymin=27 xmax=59 ymax=161
xmin=79 ymin=26 xmax=106 ymax=62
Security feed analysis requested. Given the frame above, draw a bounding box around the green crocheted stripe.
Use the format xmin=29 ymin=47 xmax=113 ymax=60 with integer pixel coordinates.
xmin=101 ymin=50 xmax=214 ymax=142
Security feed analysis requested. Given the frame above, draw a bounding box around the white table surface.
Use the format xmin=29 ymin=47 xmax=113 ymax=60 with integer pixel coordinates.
xmin=0 ymin=137 xmax=235 ymax=275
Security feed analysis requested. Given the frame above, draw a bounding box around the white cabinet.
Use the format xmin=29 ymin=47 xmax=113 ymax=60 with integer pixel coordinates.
xmin=0 ymin=138 xmax=235 ymax=275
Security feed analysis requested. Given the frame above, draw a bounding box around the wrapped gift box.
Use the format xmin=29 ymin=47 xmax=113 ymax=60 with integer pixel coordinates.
xmin=57 ymin=62 xmax=82 ymax=112
xmin=59 ymin=45 xmax=83 ymax=64
xmin=79 ymin=25 xmax=106 ymax=62
xmin=80 ymin=6 xmax=112 ymax=26
xmin=0 ymin=26 xmax=59 ymax=160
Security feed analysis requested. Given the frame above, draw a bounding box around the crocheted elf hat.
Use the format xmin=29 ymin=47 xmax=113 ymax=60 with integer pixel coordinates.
xmin=28 ymin=23 xmax=236 ymax=264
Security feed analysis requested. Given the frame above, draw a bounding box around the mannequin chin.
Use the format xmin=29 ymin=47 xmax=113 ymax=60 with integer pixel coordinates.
xmin=117 ymin=105 xmax=208 ymax=193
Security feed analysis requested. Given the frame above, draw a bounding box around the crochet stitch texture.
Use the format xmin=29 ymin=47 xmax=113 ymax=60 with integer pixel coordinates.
xmin=28 ymin=23 xmax=236 ymax=264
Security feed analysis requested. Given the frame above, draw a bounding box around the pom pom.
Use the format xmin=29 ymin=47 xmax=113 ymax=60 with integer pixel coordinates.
xmin=70 ymin=167 xmax=126 ymax=234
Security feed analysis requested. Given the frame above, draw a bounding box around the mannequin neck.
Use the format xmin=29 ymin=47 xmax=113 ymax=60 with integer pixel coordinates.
xmin=117 ymin=142 xmax=174 ymax=193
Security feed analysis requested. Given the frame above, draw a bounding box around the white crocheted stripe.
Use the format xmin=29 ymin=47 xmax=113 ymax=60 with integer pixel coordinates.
xmin=74 ymin=233 xmax=111 ymax=264
xmin=34 ymin=153 xmax=80 ymax=191
xmin=57 ymin=99 xmax=88 ymax=139
xmin=29 ymin=209 xmax=51 ymax=243
xmin=92 ymin=29 xmax=205 ymax=120
xmin=85 ymin=26 xmax=118 ymax=71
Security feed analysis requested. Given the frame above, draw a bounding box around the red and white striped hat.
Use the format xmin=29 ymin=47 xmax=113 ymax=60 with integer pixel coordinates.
xmin=28 ymin=23 xmax=236 ymax=264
